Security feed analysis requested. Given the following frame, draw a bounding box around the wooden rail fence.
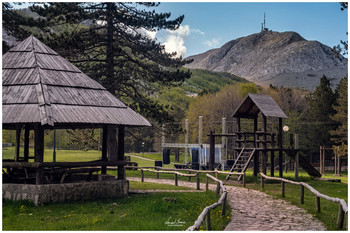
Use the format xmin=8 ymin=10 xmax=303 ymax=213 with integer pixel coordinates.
xmin=260 ymin=172 xmax=348 ymax=230
xmin=124 ymin=166 xmax=244 ymax=231
xmin=124 ymin=166 xmax=245 ymax=187
xmin=186 ymin=174 xmax=227 ymax=231
xmin=140 ymin=168 xmax=200 ymax=190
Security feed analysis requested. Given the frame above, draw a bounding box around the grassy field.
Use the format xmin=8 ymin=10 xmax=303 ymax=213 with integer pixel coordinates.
xmin=3 ymin=190 xmax=230 ymax=231
xmin=129 ymin=181 xmax=193 ymax=190
xmin=3 ymin=147 xmax=348 ymax=230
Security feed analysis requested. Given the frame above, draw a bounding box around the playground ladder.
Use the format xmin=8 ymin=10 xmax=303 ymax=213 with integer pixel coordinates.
xmin=226 ymin=148 xmax=255 ymax=181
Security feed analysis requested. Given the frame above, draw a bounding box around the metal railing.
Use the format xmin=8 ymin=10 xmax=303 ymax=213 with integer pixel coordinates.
xmin=260 ymin=172 xmax=348 ymax=230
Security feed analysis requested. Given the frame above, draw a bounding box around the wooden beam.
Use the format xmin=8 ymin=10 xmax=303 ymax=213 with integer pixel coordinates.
xmin=278 ymin=118 xmax=283 ymax=177
xmin=24 ymin=126 xmax=30 ymax=162
xmin=209 ymin=131 xmax=215 ymax=170
xmin=15 ymin=125 xmax=22 ymax=162
xmin=262 ymin=115 xmax=267 ymax=175
xmin=34 ymin=124 xmax=44 ymax=184
xmin=237 ymin=117 xmax=241 ymax=149
xmin=117 ymin=126 xmax=125 ymax=180
xmin=101 ymin=125 xmax=108 ymax=174
xmin=253 ymin=116 xmax=258 ymax=176
xmin=270 ymin=133 xmax=275 ymax=177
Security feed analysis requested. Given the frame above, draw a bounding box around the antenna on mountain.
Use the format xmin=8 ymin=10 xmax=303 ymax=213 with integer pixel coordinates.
xmin=261 ymin=12 xmax=269 ymax=32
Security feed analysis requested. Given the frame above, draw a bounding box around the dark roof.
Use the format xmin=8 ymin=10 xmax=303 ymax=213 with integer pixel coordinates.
xmin=3 ymin=36 xmax=151 ymax=127
xmin=232 ymin=93 xmax=288 ymax=119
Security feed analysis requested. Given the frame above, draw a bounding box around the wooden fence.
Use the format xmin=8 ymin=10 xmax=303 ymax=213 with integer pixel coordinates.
xmin=140 ymin=168 xmax=200 ymax=190
xmin=186 ymin=174 xmax=227 ymax=231
xmin=260 ymin=173 xmax=348 ymax=230
xmin=125 ymin=166 xmax=245 ymax=187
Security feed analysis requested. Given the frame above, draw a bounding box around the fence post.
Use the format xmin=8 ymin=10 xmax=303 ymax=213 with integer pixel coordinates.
xmin=175 ymin=173 xmax=178 ymax=186
xmin=316 ymin=196 xmax=321 ymax=213
xmin=336 ymin=203 xmax=345 ymax=230
xmin=281 ymin=181 xmax=285 ymax=198
xmin=221 ymin=193 xmax=227 ymax=216
xmin=196 ymin=173 xmax=200 ymax=190
xmin=215 ymin=182 xmax=220 ymax=197
xmin=206 ymin=209 xmax=211 ymax=231
xmin=215 ymin=170 xmax=218 ymax=179
xmin=188 ymin=171 xmax=191 ymax=182
xmin=243 ymin=173 xmax=246 ymax=188
xmin=156 ymin=168 xmax=159 ymax=179
xmin=300 ymin=185 xmax=304 ymax=204
xmin=141 ymin=169 xmax=144 ymax=182
xmin=261 ymin=175 xmax=264 ymax=190
xmin=206 ymin=176 xmax=209 ymax=191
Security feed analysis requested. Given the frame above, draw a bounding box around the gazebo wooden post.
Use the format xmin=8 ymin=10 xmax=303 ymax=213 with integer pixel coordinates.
xmin=117 ymin=126 xmax=125 ymax=180
xmin=24 ymin=125 xmax=30 ymax=162
xmin=34 ymin=124 xmax=44 ymax=184
xmin=262 ymin=115 xmax=267 ymax=175
xmin=253 ymin=116 xmax=259 ymax=176
xmin=101 ymin=125 xmax=108 ymax=174
xmin=15 ymin=125 xmax=22 ymax=161
xmin=278 ymin=118 xmax=283 ymax=177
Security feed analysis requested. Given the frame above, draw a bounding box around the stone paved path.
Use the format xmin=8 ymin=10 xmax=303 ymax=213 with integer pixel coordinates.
xmin=128 ymin=177 xmax=326 ymax=231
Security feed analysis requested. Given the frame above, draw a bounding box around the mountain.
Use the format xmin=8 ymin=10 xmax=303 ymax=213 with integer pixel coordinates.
xmin=185 ymin=31 xmax=348 ymax=91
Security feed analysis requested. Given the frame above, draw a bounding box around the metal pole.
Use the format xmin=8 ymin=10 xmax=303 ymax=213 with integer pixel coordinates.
xmin=198 ymin=116 xmax=203 ymax=145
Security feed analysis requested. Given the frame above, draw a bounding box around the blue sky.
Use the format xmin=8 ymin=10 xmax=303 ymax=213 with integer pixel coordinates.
xmin=152 ymin=2 xmax=348 ymax=58
xmin=11 ymin=2 xmax=348 ymax=58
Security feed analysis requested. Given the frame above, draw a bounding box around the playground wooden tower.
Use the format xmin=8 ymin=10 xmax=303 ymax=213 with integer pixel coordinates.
xmin=224 ymin=94 xmax=321 ymax=180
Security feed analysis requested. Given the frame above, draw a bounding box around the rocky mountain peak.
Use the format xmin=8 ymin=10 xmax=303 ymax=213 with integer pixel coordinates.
xmin=185 ymin=31 xmax=347 ymax=91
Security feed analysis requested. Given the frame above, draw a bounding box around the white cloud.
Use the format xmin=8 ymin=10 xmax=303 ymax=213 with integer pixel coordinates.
xmin=137 ymin=28 xmax=157 ymax=40
xmin=191 ymin=28 xmax=205 ymax=35
xmin=204 ymin=37 xmax=221 ymax=48
xmin=163 ymin=25 xmax=190 ymax=58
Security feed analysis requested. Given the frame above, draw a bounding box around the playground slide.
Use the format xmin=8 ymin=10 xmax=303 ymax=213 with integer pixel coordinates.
xmin=285 ymin=151 xmax=321 ymax=177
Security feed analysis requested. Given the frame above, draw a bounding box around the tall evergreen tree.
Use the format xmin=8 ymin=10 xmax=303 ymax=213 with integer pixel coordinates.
xmin=3 ymin=2 xmax=192 ymax=124
xmin=300 ymin=75 xmax=337 ymax=153
xmin=330 ymin=76 xmax=348 ymax=145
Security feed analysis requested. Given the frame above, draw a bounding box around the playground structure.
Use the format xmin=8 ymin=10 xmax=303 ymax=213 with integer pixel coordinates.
xmin=161 ymin=117 xmax=226 ymax=170
xmin=162 ymin=94 xmax=321 ymax=179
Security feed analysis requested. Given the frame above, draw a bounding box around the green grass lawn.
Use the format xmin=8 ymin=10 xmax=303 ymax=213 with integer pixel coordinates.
xmin=129 ymin=181 xmax=193 ymax=190
xmin=3 ymin=147 xmax=348 ymax=230
xmin=3 ymin=191 xmax=230 ymax=231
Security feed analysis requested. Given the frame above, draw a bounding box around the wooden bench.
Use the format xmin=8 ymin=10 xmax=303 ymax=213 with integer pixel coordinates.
xmin=59 ymin=168 xmax=101 ymax=183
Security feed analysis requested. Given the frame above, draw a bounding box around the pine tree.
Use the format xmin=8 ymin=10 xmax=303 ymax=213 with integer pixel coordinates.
xmin=300 ymin=75 xmax=337 ymax=153
xmin=3 ymin=2 xmax=192 ymax=124
xmin=330 ymin=76 xmax=348 ymax=145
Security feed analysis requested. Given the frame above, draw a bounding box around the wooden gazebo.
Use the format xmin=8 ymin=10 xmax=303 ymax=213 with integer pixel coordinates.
xmin=2 ymin=36 xmax=151 ymax=203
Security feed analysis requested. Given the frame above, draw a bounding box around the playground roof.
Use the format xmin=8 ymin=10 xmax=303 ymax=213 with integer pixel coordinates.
xmin=232 ymin=93 xmax=288 ymax=119
xmin=2 ymin=36 xmax=151 ymax=128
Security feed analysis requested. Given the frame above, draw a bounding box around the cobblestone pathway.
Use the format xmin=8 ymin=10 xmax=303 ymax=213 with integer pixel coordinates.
xmin=128 ymin=177 xmax=326 ymax=231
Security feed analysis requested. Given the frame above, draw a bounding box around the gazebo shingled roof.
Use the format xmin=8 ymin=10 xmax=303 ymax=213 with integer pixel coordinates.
xmin=2 ymin=35 xmax=151 ymax=128
xmin=232 ymin=93 xmax=288 ymax=119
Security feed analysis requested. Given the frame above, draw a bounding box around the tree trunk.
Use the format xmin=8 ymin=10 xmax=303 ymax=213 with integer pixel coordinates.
xmin=106 ymin=2 xmax=115 ymax=94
